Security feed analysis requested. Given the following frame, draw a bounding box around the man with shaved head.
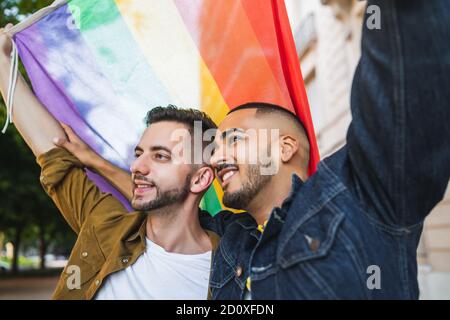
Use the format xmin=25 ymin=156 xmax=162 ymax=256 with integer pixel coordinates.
xmin=205 ymin=0 xmax=450 ymax=301
xmin=211 ymin=103 xmax=310 ymax=225
xmin=199 ymin=0 xmax=449 ymax=299
xmin=26 ymin=0 xmax=450 ymax=299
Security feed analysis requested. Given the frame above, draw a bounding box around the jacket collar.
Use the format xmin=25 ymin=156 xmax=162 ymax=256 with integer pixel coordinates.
xmin=126 ymin=214 xmax=147 ymax=243
xmin=235 ymin=173 xmax=305 ymax=230
xmin=280 ymin=174 xmax=304 ymax=214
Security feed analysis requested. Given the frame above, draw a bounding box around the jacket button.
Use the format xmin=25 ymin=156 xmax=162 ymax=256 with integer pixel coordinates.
xmin=236 ymin=266 xmax=243 ymax=277
xmin=94 ymin=280 xmax=100 ymax=286
xmin=122 ymin=258 xmax=129 ymax=264
xmin=304 ymin=234 xmax=320 ymax=252
xmin=309 ymin=239 xmax=320 ymax=252
xmin=81 ymin=252 xmax=88 ymax=258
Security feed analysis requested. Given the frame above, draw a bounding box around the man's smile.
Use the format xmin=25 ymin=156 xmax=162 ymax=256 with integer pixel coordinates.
xmin=215 ymin=163 xmax=239 ymax=188
xmin=133 ymin=179 xmax=155 ymax=195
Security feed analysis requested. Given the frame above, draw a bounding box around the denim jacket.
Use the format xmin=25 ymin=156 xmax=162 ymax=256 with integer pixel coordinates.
xmin=204 ymin=0 xmax=450 ymax=299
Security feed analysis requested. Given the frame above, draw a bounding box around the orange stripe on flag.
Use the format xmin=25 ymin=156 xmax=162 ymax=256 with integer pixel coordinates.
xmin=175 ymin=0 xmax=292 ymax=110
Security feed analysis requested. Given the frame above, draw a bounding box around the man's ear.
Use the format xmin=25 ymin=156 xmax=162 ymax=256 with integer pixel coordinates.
xmin=279 ymin=135 xmax=299 ymax=163
xmin=190 ymin=166 xmax=214 ymax=194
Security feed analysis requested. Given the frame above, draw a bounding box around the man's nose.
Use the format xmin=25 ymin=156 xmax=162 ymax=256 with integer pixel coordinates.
xmin=131 ymin=155 xmax=150 ymax=176
xmin=210 ymin=143 xmax=227 ymax=168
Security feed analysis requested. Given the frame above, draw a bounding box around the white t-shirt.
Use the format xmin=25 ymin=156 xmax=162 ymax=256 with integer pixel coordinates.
xmin=95 ymin=237 xmax=212 ymax=300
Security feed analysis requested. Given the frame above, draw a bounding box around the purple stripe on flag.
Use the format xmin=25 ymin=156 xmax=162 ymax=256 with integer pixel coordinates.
xmin=14 ymin=5 xmax=132 ymax=211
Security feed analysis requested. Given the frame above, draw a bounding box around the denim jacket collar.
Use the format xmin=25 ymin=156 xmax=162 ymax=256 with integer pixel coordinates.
xmin=233 ymin=174 xmax=304 ymax=231
xmin=280 ymin=174 xmax=304 ymax=214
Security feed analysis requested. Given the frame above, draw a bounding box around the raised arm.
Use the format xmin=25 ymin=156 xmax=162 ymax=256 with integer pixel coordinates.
xmin=0 ymin=24 xmax=65 ymax=156
xmin=54 ymin=123 xmax=133 ymax=202
xmin=346 ymin=1 xmax=450 ymax=227
xmin=0 ymin=24 xmax=127 ymax=233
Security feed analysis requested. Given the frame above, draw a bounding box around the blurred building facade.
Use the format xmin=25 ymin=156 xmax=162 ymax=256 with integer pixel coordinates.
xmin=285 ymin=0 xmax=450 ymax=299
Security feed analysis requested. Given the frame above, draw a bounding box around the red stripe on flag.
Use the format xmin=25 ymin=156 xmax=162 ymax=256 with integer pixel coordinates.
xmin=240 ymin=0 xmax=294 ymax=112
xmin=271 ymin=0 xmax=320 ymax=175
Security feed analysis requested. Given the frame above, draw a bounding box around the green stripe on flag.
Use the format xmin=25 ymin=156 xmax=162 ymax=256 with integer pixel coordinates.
xmin=201 ymin=185 xmax=223 ymax=217
xmin=68 ymin=0 xmax=120 ymax=32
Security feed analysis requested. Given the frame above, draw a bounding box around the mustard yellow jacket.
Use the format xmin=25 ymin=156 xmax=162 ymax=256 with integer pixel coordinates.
xmin=37 ymin=148 xmax=219 ymax=300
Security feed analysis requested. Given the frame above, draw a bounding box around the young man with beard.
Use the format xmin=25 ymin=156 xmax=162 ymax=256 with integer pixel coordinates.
xmin=0 ymin=24 xmax=221 ymax=299
xmin=50 ymin=0 xmax=450 ymax=299
xmin=207 ymin=0 xmax=450 ymax=299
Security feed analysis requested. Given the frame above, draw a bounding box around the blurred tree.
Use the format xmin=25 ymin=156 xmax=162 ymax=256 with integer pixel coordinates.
xmin=0 ymin=0 xmax=75 ymax=274
xmin=0 ymin=0 xmax=54 ymax=26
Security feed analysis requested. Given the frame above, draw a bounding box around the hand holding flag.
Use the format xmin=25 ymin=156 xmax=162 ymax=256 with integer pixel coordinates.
xmin=54 ymin=122 xmax=103 ymax=170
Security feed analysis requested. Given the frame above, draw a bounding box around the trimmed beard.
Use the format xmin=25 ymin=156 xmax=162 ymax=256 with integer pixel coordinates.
xmin=222 ymin=164 xmax=272 ymax=210
xmin=132 ymin=174 xmax=191 ymax=212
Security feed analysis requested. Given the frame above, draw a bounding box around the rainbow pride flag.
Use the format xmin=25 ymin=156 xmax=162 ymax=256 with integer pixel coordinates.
xmin=7 ymin=0 xmax=319 ymax=214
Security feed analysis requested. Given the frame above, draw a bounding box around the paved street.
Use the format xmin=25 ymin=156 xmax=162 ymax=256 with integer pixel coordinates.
xmin=0 ymin=276 xmax=58 ymax=300
xmin=0 ymin=269 xmax=449 ymax=300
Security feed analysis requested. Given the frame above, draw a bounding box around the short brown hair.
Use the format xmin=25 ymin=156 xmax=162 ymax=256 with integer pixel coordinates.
xmin=145 ymin=105 xmax=217 ymax=133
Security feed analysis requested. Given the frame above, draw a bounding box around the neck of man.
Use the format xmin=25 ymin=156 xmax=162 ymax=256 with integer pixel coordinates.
xmin=145 ymin=198 xmax=212 ymax=255
xmin=247 ymin=167 xmax=305 ymax=226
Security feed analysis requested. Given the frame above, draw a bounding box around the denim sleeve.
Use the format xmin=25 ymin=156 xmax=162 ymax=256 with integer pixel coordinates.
xmin=346 ymin=0 xmax=450 ymax=227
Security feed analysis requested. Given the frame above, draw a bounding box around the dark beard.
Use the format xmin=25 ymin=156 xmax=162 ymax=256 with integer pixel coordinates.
xmin=132 ymin=174 xmax=191 ymax=211
xmin=222 ymin=165 xmax=272 ymax=210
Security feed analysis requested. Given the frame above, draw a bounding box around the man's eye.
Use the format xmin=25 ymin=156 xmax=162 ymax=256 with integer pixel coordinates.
xmin=134 ymin=153 xmax=142 ymax=158
xmin=154 ymin=153 xmax=169 ymax=160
